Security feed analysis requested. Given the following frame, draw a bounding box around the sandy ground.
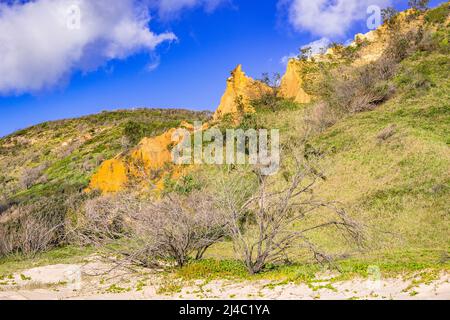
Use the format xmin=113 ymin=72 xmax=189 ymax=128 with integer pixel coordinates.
xmin=0 ymin=258 xmax=449 ymax=300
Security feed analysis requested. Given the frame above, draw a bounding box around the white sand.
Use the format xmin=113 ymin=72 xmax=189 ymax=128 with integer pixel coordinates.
xmin=0 ymin=260 xmax=448 ymax=300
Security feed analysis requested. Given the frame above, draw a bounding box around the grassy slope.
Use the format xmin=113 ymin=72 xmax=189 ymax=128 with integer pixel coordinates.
xmin=0 ymin=109 xmax=210 ymax=202
xmin=198 ymin=50 xmax=450 ymax=276
xmin=312 ymin=51 xmax=449 ymax=253
xmin=0 ymin=56 xmax=448 ymax=279
xmin=1 ymin=7 xmax=449 ymax=280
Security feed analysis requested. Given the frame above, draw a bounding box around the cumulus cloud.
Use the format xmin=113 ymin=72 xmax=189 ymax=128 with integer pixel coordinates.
xmin=0 ymin=0 xmax=176 ymax=94
xmin=283 ymin=0 xmax=391 ymax=38
xmin=154 ymin=0 xmax=228 ymax=18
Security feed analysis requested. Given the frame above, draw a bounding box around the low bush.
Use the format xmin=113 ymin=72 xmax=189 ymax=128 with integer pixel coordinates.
xmin=127 ymin=191 xmax=228 ymax=267
xmin=305 ymin=102 xmax=340 ymax=133
xmin=72 ymin=191 xmax=228 ymax=268
xmin=0 ymin=196 xmax=68 ymax=257
xmin=163 ymin=174 xmax=202 ymax=196
xmin=377 ymin=124 xmax=398 ymax=142
xmin=67 ymin=193 xmax=133 ymax=246
xmin=0 ymin=190 xmax=95 ymax=257
xmin=19 ymin=163 xmax=48 ymax=190
xmin=123 ymin=120 xmax=181 ymax=146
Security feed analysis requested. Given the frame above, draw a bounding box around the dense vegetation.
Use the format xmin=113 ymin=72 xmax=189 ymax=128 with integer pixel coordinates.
xmin=0 ymin=109 xmax=211 ymax=255
xmin=0 ymin=3 xmax=448 ymax=279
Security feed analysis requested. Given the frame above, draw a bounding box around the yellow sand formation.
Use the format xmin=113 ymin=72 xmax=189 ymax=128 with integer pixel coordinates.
xmin=279 ymin=59 xmax=312 ymax=104
xmin=88 ymin=126 xmax=188 ymax=193
xmin=213 ymin=65 xmax=272 ymax=120
xmin=88 ymin=159 xmax=128 ymax=193
xmin=130 ymin=128 xmax=178 ymax=171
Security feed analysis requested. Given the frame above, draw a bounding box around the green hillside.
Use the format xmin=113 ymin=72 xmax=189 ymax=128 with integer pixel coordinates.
xmin=191 ymin=50 xmax=449 ymax=273
xmin=192 ymin=4 xmax=450 ymax=274
xmin=0 ymin=4 xmax=448 ymax=279
xmin=312 ymin=51 xmax=449 ymax=252
xmin=0 ymin=109 xmax=211 ymax=204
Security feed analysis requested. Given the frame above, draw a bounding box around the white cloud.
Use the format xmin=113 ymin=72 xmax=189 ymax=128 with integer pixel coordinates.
xmin=280 ymin=37 xmax=330 ymax=65
xmin=146 ymin=56 xmax=161 ymax=72
xmin=0 ymin=0 xmax=176 ymax=94
xmin=155 ymin=0 xmax=228 ymax=18
xmin=283 ymin=0 xmax=391 ymax=38
xmin=280 ymin=53 xmax=297 ymax=65
xmin=303 ymin=37 xmax=331 ymax=55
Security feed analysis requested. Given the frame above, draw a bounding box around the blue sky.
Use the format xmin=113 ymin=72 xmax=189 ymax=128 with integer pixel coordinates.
xmin=0 ymin=0 xmax=446 ymax=137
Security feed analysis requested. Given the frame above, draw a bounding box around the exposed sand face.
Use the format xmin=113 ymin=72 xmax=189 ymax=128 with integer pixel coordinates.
xmin=0 ymin=259 xmax=448 ymax=300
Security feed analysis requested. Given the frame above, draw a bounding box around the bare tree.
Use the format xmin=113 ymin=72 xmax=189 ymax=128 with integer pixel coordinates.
xmin=216 ymin=155 xmax=363 ymax=275
xmin=298 ymin=46 xmax=313 ymax=61
xmin=254 ymin=73 xmax=283 ymax=113
xmin=382 ymin=7 xmax=400 ymax=32
xmin=408 ymin=0 xmax=429 ymax=11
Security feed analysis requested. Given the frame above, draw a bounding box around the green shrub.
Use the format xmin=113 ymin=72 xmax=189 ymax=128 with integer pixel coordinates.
xmin=123 ymin=120 xmax=176 ymax=146
xmin=425 ymin=3 xmax=449 ymax=24
xmin=307 ymin=25 xmax=442 ymax=133
xmin=251 ymin=96 xmax=300 ymax=114
xmin=164 ymin=174 xmax=202 ymax=195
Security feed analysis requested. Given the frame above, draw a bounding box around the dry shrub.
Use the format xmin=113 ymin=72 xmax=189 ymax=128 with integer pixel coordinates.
xmin=127 ymin=191 xmax=227 ymax=267
xmin=310 ymin=26 xmax=429 ymax=133
xmin=320 ymin=59 xmax=396 ymax=116
xmin=305 ymin=102 xmax=339 ymax=133
xmin=0 ymin=193 xmax=91 ymax=257
xmin=6 ymin=214 xmax=60 ymax=256
xmin=67 ymin=193 xmax=135 ymax=246
xmin=0 ymin=200 xmax=66 ymax=257
xmin=72 ymin=191 xmax=227 ymax=268
xmin=19 ymin=163 xmax=47 ymax=190
xmin=384 ymin=28 xmax=424 ymax=63
xmin=377 ymin=124 xmax=397 ymax=142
